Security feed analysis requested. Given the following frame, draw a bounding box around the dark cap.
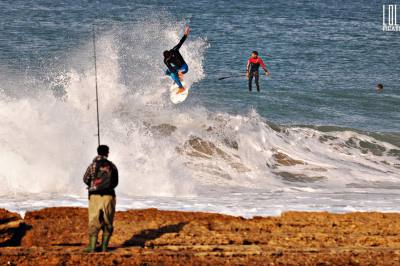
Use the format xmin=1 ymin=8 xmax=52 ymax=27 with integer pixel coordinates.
xmin=97 ymin=145 xmax=109 ymax=156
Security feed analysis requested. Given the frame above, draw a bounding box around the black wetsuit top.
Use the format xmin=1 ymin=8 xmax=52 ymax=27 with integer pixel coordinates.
xmin=164 ymin=35 xmax=187 ymax=73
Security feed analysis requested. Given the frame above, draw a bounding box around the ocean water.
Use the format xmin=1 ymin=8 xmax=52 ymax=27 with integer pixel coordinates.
xmin=0 ymin=0 xmax=399 ymax=217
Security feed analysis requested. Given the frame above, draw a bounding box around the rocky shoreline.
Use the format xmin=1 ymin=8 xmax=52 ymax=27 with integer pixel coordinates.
xmin=1 ymin=207 xmax=400 ymax=265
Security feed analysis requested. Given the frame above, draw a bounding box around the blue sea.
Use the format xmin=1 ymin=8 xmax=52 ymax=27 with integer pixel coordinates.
xmin=0 ymin=0 xmax=399 ymax=217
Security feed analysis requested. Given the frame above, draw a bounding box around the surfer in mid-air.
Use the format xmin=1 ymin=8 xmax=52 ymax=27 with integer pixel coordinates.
xmin=164 ymin=26 xmax=190 ymax=94
xmin=246 ymin=51 xmax=269 ymax=92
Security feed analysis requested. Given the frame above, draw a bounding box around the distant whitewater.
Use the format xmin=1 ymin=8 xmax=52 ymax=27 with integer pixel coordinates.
xmin=0 ymin=18 xmax=399 ymax=217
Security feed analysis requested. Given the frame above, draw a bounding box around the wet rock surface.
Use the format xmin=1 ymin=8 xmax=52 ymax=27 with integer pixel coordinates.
xmin=0 ymin=208 xmax=25 ymax=247
xmin=1 ymin=207 xmax=400 ymax=265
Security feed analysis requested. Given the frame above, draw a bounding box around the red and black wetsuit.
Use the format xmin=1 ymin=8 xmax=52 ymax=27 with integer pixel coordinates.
xmin=247 ymin=57 xmax=267 ymax=92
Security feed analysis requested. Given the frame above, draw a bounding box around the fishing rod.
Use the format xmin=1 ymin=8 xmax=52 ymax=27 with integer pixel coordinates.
xmin=92 ymin=24 xmax=100 ymax=146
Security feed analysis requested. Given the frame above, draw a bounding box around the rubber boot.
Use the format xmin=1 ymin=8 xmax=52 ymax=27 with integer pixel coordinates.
xmin=83 ymin=236 xmax=97 ymax=253
xmin=101 ymin=233 xmax=111 ymax=252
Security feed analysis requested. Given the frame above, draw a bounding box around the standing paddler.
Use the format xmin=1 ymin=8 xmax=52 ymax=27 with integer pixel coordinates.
xmin=246 ymin=51 xmax=270 ymax=92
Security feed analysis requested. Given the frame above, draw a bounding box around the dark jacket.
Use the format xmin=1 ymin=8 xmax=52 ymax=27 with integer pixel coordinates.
xmin=83 ymin=155 xmax=118 ymax=197
xmin=164 ymin=34 xmax=187 ymax=73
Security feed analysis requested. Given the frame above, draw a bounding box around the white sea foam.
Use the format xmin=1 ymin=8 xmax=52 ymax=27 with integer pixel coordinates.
xmin=0 ymin=18 xmax=399 ymax=216
xmin=0 ymin=19 xmax=206 ymax=198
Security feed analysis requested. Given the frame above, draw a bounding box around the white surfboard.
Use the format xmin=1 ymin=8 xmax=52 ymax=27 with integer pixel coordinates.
xmin=170 ymin=81 xmax=190 ymax=104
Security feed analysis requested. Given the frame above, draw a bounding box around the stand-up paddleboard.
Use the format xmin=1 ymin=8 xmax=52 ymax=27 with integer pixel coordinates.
xmin=170 ymin=81 xmax=190 ymax=104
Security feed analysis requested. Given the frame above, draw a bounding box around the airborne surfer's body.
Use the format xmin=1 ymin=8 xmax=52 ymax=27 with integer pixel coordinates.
xmin=164 ymin=26 xmax=190 ymax=94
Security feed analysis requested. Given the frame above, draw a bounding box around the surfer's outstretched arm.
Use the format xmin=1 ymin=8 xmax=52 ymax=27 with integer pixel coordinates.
xmin=259 ymin=58 xmax=270 ymax=76
xmin=173 ymin=26 xmax=190 ymax=51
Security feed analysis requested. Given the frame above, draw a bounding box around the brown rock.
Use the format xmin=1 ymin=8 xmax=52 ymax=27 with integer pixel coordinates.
xmin=2 ymin=208 xmax=400 ymax=265
xmin=21 ymin=207 xmax=87 ymax=247
xmin=183 ymin=136 xmax=250 ymax=173
xmin=150 ymin=123 xmax=177 ymax=137
xmin=0 ymin=208 xmax=24 ymax=246
xmin=273 ymin=151 xmax=306 ymax=166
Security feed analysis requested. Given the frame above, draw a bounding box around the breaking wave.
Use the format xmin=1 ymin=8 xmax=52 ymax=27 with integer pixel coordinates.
xmin=0 ymin=17 xmax=399 ymax=202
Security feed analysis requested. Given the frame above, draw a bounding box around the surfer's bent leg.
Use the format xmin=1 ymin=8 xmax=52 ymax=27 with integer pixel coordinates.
xmin=179 ymin=64 xmax=189 ymax=74
xmin=177 ymin=64 xmax=188 ymax=81
xmin=170 ymin=71 xmax=184 ymax=88
xmin=166 ymin=68 xmax=184 ymax=88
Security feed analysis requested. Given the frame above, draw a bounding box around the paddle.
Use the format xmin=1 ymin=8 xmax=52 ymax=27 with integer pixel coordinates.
xmin=218 ymin=74 xmax=247 ymax=80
